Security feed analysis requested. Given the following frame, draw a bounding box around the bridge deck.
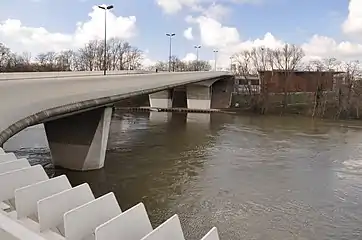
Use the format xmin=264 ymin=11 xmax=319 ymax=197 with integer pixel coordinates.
xmin=0 ymin=71 xmax=231 ymax=142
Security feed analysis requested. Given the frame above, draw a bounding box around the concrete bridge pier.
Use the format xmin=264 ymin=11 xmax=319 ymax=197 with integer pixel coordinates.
xmin=44 ymin=107 xmax=113 ymax=171
xmin=149 ymin=90 xmax=173 ymax=108
xmin=186 ymin=85 xmax=211 ymax=109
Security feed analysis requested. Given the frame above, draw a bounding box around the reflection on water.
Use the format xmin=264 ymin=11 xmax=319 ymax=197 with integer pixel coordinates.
xmin=5 ymin=112 xmax=362 ymax=239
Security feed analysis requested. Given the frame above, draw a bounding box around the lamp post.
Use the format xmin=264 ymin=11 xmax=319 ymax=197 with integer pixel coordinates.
xmin=194 ymin=45 xmax=201 ymax=71
xmin=98 ymin=4 xmax=114 ymax=76
xmin=166 ymin=33 xmax=176 ymax=72
xmin=213 ymin=50 xmax=218 ymax=71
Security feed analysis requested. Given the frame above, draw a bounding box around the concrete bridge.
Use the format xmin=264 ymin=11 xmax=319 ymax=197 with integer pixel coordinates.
xmin=0 ymin=71 xmax=232 ymax=171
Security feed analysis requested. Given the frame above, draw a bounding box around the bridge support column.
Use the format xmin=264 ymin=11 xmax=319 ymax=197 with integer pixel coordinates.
xmin=44 ymin=107 xmax=112 ymax=171
xmin=149 ymin=90 xmax=172 ymax=108
xmin=186 ymin=85 xmax=211 ymax=109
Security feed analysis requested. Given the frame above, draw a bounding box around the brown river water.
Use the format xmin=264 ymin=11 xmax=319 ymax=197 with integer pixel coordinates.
xmin=4 ymin=111 xmax=362 ymax=240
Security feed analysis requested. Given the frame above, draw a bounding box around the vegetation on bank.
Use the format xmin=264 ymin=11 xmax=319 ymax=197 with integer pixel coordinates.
xmin=232 ymin=44 xmax=362 ymax=120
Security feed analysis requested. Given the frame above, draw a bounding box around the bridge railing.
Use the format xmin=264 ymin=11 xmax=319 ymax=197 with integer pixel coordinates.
xmin=0 ymin=70 xmax=154 ymax=80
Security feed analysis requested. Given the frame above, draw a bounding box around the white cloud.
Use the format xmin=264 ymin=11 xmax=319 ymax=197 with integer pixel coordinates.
xmin=156 ymin=0 xmax=199 ymax=14
xmin=193 ymin=16 xmax=240 ymax=48
xmin=202 ymin=3 xmax=230 ymax=20
xmin=142 ymin=56 xmax=157 ymax=68
xmin=187 ymin=13 xmax=362 ymax=70
xmin=0 ymin=6 xmax=137 ymax=54
xmin=182 ymin=52 xmax=197 ymax=61
xmin=183 ymin=27 xmax=194 ymax=40
xmin=302 ymin=35 xmax=362 ymax=60
xmin=343 ymin=0 xmax=362 ymax=37
xmin=156 ymin=0 xmax=259 ymax=15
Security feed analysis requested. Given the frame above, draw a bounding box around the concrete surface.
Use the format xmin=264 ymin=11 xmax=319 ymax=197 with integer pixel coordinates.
xmin=44 ymin=107 xmax=112 ymax=171
xmin=149 ymin=90 xmax=172 ymax=108
xmin=0 ymin=71 xmax=230 ymax=145
xmin=187 ymin=86 xmax=212 ymax=109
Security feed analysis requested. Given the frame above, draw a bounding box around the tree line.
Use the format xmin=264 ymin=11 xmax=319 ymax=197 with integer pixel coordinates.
xmin=232 ymin=44 xmax=362 ymax=119
xmin=0 ymin=39 xmax=212 ymax=73
xmin=147 ymin=56 xmax=212 ymax=72
xmin=0 ymin=38 xmax=144 ymax=72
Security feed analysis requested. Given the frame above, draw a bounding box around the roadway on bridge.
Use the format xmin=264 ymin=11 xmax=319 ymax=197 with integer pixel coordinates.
xmin=0 ymin=70 xmax=151 ymax=81
xmin=0 ymin=71 xmax=231 ymax=139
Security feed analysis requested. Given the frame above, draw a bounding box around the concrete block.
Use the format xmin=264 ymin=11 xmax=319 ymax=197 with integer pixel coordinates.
xmin=0 ymin=212 xmax=49 ymax=240
xmin=64 ymin=192 xmax=122 ymax=240
xmin=140 ymin=215 xmax=185 ymax=240
xmin=149 ymin=90 xmax=172 ymax=108
xmin=201 ymin=227 xmax=219 ymax=240
xmin=15 ymin=175 xmax=72 ymax=220
xmin=95 ymin=203 xmax=152 ymax=240
xmin=187 ymin=99 xmax=211 ymax=109
xmin=0 ymin=153 xmax=17 ymax=163
xmin=37 ymin=183 xmax=94 ymax=234
xmin=0 ymin=159 xmax=30 ymax=175
xmin=0 ymin=165 xmax=48 ymax=203
xmin=0 ymin=147 xmax=4 ymax=154
xmin=5 ymin=213 xmax=67 ymax=240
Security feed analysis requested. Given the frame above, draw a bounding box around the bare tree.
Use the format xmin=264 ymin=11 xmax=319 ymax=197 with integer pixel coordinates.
xmin=304 ymin=59 xmax=329 ymax=117
xmin=336 ymin=60 xmax=361 ymax=119
xmin=152 ymin=57 xmax=211 ymax=72
xmin=272 ymin=44 xmax=305 ymax=108
xmin=233 ymin=47 xmax=275 ymax=113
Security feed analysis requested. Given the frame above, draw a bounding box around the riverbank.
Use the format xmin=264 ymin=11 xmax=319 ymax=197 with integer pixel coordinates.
xmin=230 ymin=92 xmax=362 ymax=120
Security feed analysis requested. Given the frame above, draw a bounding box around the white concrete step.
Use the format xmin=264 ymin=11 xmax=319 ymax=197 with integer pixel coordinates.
xmin=15 ymin=175 xmax=72 ymax=220
xmin=0 ymin=153 xmax=17 ymax=163
xmin=140 ymin=214 xmax=185 ymax=240
xmin=95 ymin=203 xmax=152 ymax=240
xmin=0 ymin=151 xmax=221 ymax=240
xmin=0 ymin=160 xmax=30 ymax=175
xmin=38 ymin=183 xmax=95 ymax=235
xmin=201 ymin=227 xmax=220 ymax=240
xmin=64 ymin=193 xmax=121 ymax=240
xmin=0 ymin=165 xmax=49 ymax=205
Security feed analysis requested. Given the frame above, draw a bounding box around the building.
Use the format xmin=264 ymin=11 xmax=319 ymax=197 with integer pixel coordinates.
xmin=258 ymin=70 xmax=339 ymax=93
xmin=234 ymin=75 xmax=260 ymax=94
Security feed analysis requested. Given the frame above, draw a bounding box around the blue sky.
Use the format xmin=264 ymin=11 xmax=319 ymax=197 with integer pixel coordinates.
xmin=0 ymin=0 xmax=360 ymax=66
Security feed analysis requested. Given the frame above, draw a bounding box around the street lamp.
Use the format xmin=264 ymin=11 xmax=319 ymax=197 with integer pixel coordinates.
xmin=213 ymin=50 xmax=218 ymax=71
xmin=166 ymin=33 xmax=176 ymax=72
xmin=98 ymin=4 xmax=114 ymax=76
xmin=194 ymin=45 xmax=201 ymax=71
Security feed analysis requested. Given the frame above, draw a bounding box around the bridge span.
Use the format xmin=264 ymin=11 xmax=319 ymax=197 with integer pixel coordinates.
xmin=0 ymin=71 xmax=232 ymax=171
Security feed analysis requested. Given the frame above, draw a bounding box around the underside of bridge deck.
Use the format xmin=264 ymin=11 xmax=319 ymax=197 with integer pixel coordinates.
xmin=44 ymin=107 xmax=112 ymax=171
xmin=148 ymin=77 xmax=233 ymax=110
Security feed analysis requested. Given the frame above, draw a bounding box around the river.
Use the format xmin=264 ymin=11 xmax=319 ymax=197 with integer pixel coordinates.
xmin=4 ymin=112 xmax=362 ymax=240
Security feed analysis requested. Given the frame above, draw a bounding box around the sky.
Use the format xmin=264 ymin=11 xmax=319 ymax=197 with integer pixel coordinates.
xmin=0 ymin=0 xmax=361 ymax=68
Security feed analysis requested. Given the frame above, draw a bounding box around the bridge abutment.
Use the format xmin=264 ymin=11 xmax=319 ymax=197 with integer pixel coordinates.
xmin=149 ymin=90 xmax=173 ymax=108
xmin=44 ymin=107 xmax=112 ymax=171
